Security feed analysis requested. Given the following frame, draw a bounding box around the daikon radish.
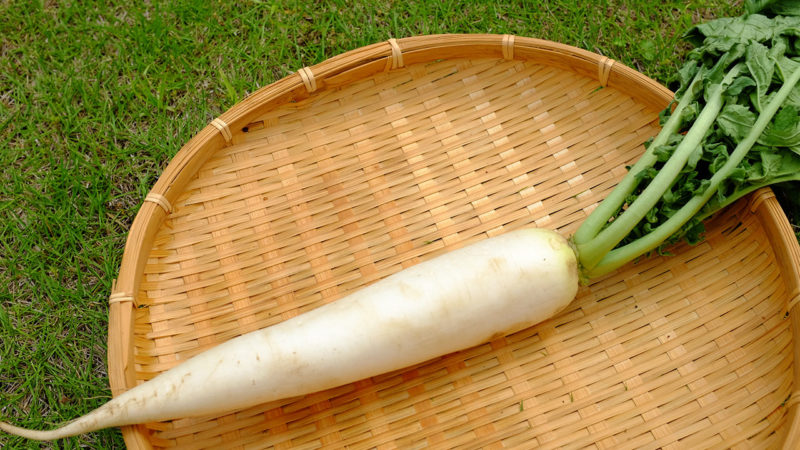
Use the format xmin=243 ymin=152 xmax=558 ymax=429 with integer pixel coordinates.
xmin=1 ymin=228 xmax=579 ymax=440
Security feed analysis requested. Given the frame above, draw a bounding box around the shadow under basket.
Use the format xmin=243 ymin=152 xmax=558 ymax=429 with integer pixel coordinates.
xmin=107 ymin=35 xmax=800 ymax=449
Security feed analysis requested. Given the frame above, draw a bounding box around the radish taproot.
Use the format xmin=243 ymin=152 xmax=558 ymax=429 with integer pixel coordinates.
xmin=4 ymin=4 xmax=800 ymax=442
xmin=1 ymin=229 xmax=579 ymax=440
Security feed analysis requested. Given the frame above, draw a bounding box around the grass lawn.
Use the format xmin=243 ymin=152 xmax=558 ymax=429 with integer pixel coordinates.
xmin=1 ymin=0 xmax=796 ymax=448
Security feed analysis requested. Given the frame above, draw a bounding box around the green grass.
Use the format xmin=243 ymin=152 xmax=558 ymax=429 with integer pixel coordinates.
xmin=1 ymin=0 xmax=795 ymax=448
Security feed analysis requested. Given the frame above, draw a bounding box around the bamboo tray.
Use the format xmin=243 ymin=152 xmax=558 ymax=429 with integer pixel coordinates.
xmin=107 ymin=35 xmax=800 ymax=449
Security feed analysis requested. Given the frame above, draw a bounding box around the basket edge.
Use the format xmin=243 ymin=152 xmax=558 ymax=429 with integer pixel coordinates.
xmin=749 ymin=188 xmax=800 ymax=448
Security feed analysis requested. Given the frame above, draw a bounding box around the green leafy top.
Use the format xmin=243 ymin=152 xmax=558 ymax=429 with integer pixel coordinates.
xmin=745 ymin=0 xmax=800 ymax=16
xmin=572 ymin=6 xmax=800 ymax=278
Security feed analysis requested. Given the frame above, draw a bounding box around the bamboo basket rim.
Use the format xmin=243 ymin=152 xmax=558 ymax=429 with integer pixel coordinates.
xmin=106 ymin=34 xmax=800 ymax=449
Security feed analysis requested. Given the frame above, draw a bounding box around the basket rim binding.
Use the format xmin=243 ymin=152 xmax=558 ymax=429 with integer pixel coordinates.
xmin=105 ymin=34 xmax=800 ymax=449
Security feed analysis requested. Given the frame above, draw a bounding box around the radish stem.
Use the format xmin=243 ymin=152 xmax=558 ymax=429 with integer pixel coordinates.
xmin=576 ymin=64 xmax=743 ymax=272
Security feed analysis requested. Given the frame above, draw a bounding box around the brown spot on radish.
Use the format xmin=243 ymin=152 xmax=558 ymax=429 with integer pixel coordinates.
xmin=488 ymin=257 xmax=507 ymax=272
xmin=548 ymin=235 xmax=565 ymax=251
xmin=396 ymin=281 xmax=420 ymax=299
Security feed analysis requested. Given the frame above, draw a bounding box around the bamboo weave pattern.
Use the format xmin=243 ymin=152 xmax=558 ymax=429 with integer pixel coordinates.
xmin=108 ymin=36 xmax=800 ymax=449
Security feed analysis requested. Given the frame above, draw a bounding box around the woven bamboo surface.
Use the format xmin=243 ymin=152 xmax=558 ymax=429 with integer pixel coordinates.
xmin=107 ymin=35 xmax=800 ymax=449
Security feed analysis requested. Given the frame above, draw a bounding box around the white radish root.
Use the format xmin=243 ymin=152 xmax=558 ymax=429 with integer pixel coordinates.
xmin=1 ymin=228 xmax=579 ymax=441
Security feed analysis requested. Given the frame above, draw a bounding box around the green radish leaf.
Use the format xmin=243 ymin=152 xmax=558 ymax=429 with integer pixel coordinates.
xmin=760 ymin=0 xmax=800 ymax=16
xmin=742 ymin=157 xmax=763 ymax=181
xmin=690 ymin=14 xmax=775 ymax=44
xmin=726 ymin=76 xmax=756 ymax=96
xmin=761 ymin=150 xmax=784 ymax=178
xmin=730 ymin=167 xmax=748 ymax=183
xmin=765 ymin=153 xmax=800 ymax=178
xmin=745 ymin=0 xmax=779 ymax=15
xmin=777 ymin=56 xmax=800 ymax=81
xmin=652 ymin=133 xmax=683 ymax=162
xmin=746 ymin=42 xmax=775 ymax=111
xmin=694 ymin=179 xmax=712 ymax=196
xmin=635 ymin=167 xmax=659 ymax=182
xmin=685 ymin=18 xmax=736 ymax=47
xmin=768 ymin=36 xmax=788 ymax=60
xmin=677 ymin=60 xmax=699 ymax=87
xmin=751 ymin=90 xmax=779 ymax=113
xmin=786 ymin=84 xmax=800 ymax=108
xmin=717 ymin=104 xmax=757 ymax=142
xmin=698 ymin=37 xmax=740 ymax=56
xmin=743 ymin=14 xmax=781 ymax=40
xmin=777 ymin=57 xmax=800 ymax=107
xmin=646 ymin=206 xmax=659 ymax=223
xmin=653 ymin=145 xmax=672 ymax=162
xmin=773 ymin=104 xmax=799 ymax=131
xmin=703 ymin=142 xmax=729 ymax=165
xmin=711 ymin=152 xmax=729 ymax=174
xmin=677 ymin=101 xmax=700 ymax=125
xmin=706 ymin=154 xmax=800 ymax=216
xmin=744 ymin=0 xmax=800 ymax=16
xmin=758 ymin=105 xmax=800 ymax=147
xmin=683 ymin=220 xmax=706 ymax=245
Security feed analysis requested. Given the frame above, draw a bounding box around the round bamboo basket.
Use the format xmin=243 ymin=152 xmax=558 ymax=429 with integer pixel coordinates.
xmin=107 ymin=35 xmax=800 ymax=449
